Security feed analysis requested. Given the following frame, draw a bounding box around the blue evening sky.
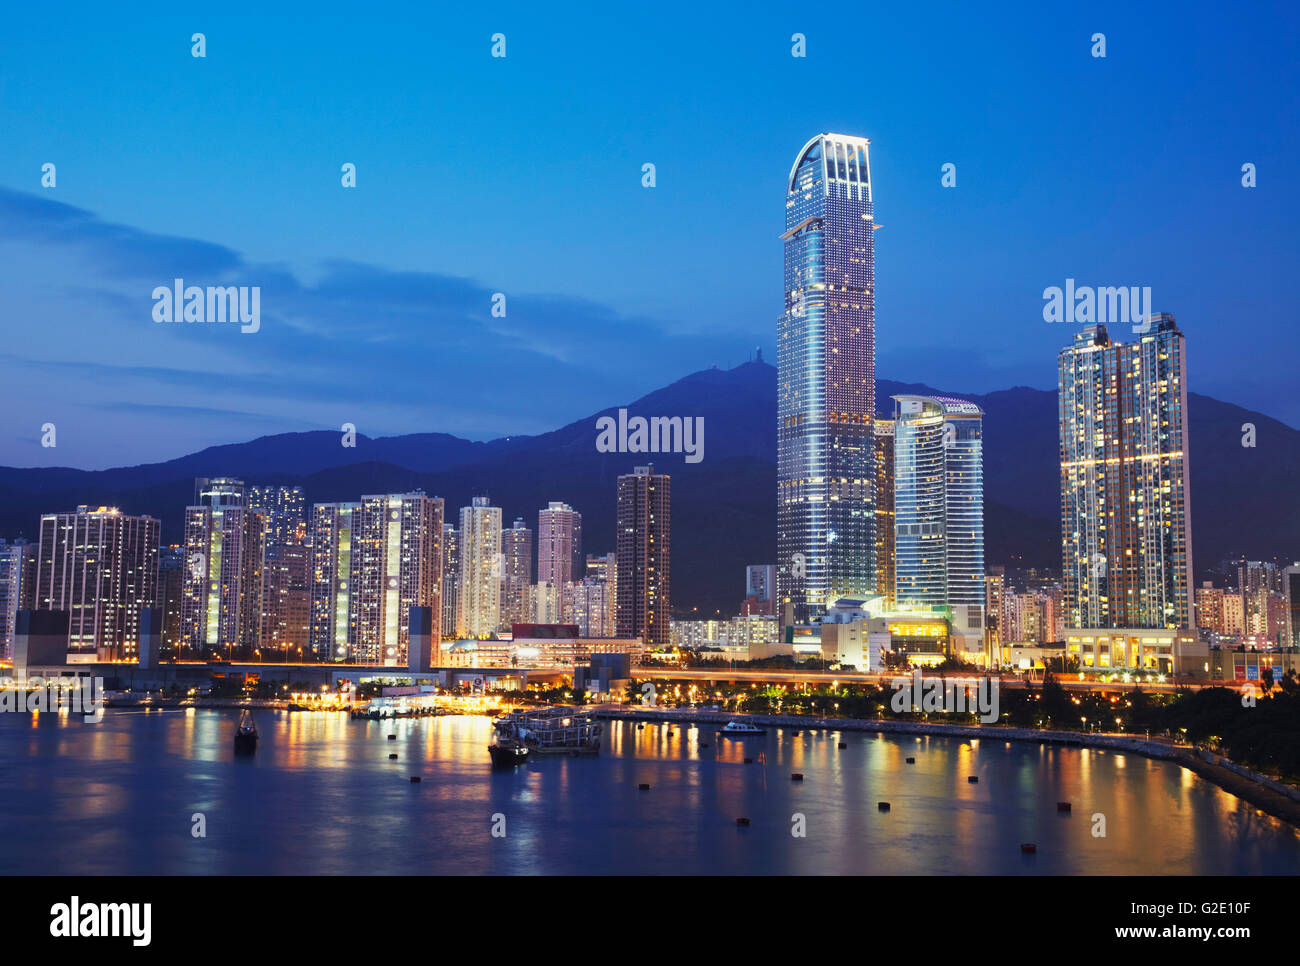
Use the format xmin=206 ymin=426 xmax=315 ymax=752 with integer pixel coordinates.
xmin=1 ymin=0 xmax=1296 ymax=468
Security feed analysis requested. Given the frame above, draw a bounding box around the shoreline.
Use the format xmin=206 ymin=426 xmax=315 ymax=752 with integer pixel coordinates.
xmin=594 ymin=706 xmax=1300 ymax=829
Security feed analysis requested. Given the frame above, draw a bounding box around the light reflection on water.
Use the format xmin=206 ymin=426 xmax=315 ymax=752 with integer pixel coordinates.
xmin=0 ymin=710 xmax=1296 ymax=875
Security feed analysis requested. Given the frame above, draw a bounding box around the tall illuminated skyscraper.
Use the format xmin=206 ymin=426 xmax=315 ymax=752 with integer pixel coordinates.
xmin=892 ymin=395 xmax=985 ymax=609
xmin=777 ymin=133 xmax=877 ymax=622
xmin=181 ymin=479 xmax=264 ymax=657
xmin=1058 ymin=316 xmax=1193 ymax=629
xmin=458 ymin=497 xmax=502 ymax=638
xmin=36 ymin=508 xmax=159 ymax=662
xmin=0 ymin=539 xmax=37 ymax=660
xmin=538 ymin=501 xmax=583 ymax=586
xmin=872 ymin=419 xmax=896 ymax=610
xmin=309 ymin=493 xmax=443 ymax=664
xmin=309 ymin=502 xmax=360 ymax=661
xmin=500 ymin=517 xmax=534 ymax=629
xmin=616 ymin=466 xmax=670 ymax=647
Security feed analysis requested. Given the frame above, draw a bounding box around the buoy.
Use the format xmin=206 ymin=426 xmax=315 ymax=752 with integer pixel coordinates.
xmin=743 ymin=757 xmax=753 ymax=764
xmin=878 ymin=802 xmax=891 ymax=811
xmin=410 ymin=776 xmax=421 ymax=783
xmin=838 ymin=742 xmax=847 ymax=749
xmin=736 ymin=817 xmax=750 ymax=826
xmin=1021 ymin=843 xmax=1037 ymax=854
xmin=905 ymin=756 xmax=916 ymax=764
xmin=388 ymin=753 xmax=397 ymax=760
xmin=968 ymin=776 xmax=979 ymax=783
xmin=638 ymin=783 xmax=650 ymax=790
xmin=1057 ymin=802 xmax=1072 ymax=813
xmin=388 ymin=734 xmax=396 ymax=740
xmin=791 ymin=773 xmax=804 ymax=781
xmin=637 ymin=724 xmax=644 ymax=729
xmin=700 ymin=742 xmax=710 ymax=748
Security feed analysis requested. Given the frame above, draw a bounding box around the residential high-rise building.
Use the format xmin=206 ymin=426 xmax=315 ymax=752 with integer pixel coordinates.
xmin=533 ymin=580 xmax=562 ymax=624
xmin=156 ymin=544 xmax=185 ymax=653
xmin=585 ymin=552 xmax=617 ymax=636
xmin=308 ymin=495 xmax=443 ymax=664
xmin=500 ymin=517 xmax=534 ymax=630
xmin=250 ymin=485 xmax=309 ymax=658
xmin=892 ymin=395 xmax=985 ymax=613
xmin=777 ymin=132 xmax=877 ymax=623
xmin=0 ymin=539 xmax=37 ymax=660
xmin=248 ymin=484 xmax=306 ymax=546
xmin=744 ymin=564 xmax=777 ymax=616
xmin=1058 ymin=317 xmax=1193 ymax=629
xmin=1194 ymin=581 xmax=1225 ymax=634
xmin=262 ymin=539 xmax=311 ymax=659
xmin=441 ymin=523 xmax=460 ymax=639
xmin=37 ymin=506 xmax=160 ymax=662
xmin=181 ymin=481 xmax=265 ymax=657
xmin=352 ymin=493 xmax=443 ymax=665
xmin=985 ymin=568 xmax=1005 ymax=650
xmin=1223 ymin=591 xmax=1246 ymax=637
xmin=458 ymin=497 xmax=502 ymax=638
xmin=873 ymin=419 xmax=896 ymax=610
xmin=1284 ymin=565 xmax=1300 ymax=648
xmin=1239 ymin=561 xmax=1280 ymax=638
xmin=616 ymin=465 xmax=671 ymax=647
xmin=538 ymin=502 xmax=583 ymax=586
xmin=309 ymin=502 xmax=360 ymax=661
xmin=565 ymin=577 xmax=611 ymax=638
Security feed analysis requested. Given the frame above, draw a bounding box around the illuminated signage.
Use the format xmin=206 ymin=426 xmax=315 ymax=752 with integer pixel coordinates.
xmin=888 ymin=623 xmax=947 ymax=638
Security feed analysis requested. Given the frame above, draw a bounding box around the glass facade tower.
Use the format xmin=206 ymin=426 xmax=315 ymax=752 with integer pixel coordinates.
xmin=777 ymin=133 xmax=877 ymax=622
xmin=892 ymin=395 xmax=985 ymax=610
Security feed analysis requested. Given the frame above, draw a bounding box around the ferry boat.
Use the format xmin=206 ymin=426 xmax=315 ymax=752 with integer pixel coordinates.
xmin=233 ymin=709 xmax=258 ymax=754
xmin=492 ymin=706 xmax=601 ymax=757
xmin=718 ymin=719 xmax=766 ymax=736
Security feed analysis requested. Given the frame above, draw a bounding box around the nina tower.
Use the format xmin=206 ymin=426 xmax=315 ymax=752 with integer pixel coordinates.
xmin=777 ymin=133 xmax=877 ymax=622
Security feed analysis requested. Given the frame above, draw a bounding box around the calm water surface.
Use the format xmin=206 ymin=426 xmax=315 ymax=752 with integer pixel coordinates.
xmin=1 ymin=709 xmax=1296 ymax=874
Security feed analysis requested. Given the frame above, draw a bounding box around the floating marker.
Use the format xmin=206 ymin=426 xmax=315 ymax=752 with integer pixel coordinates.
xmin=905 ymin=756 xmax=916 ymax=764
xmin=968 ymin=776 xmax=979 ymax=783
xmin=736 ymin=817 xmax=750 ymax=826
xmin=388 ymin=753 xmax=397 ymax=760
xmin=878 ymin=802 xmax=891 ymax=812
xmin=638 ymin=783 xmax=650 ymax=790
xmin=838 ymin=741 xmax=847 ymax=749
xmin=1021 ymin=843 xmax=1037 ymax=854
xmin=700 ymin=742 xmax=710 ymax=748
xmin=1057 ymin=801 xmax=1072 ymax=813
xmin=388 ymin=734 xmax=396 ymax=740
xmin=409 ymin=776 xmax=421 ymax=783
xmin=744 ymin=757 xmax=753 ymax=764
xmin=791 ymin=773 xmax=804 ymax=781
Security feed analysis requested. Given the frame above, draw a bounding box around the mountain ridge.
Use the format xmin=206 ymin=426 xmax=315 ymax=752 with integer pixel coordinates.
xmin=2 ymin=361 xmax=1295 ymax=614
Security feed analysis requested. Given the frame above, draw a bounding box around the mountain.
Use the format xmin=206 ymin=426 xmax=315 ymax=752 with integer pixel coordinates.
xmin=1 ymin=361 xmax=1295 ymax=615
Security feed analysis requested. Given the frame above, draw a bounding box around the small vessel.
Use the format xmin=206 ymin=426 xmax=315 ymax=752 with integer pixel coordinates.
xmin=488 ymin=737 xmax=529 ymax=768
xmin=492 ymin=706 xmax=601 ymax=757
xmin=719 ymin=719 xmax=766 ymax=736
xmin=233 ymin=709 xmax=258 ymax=754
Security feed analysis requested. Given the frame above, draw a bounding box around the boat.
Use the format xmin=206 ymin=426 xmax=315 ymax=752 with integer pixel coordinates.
xmin=488 ymin=736 xmax=529 ymax=768
xmin=718 ymin=719 xmax=766 ymax=736
xmin=492 ymin=706 xmax=601 ymax=757
xmin=233 ymin=709 xmax=258 ymax=754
